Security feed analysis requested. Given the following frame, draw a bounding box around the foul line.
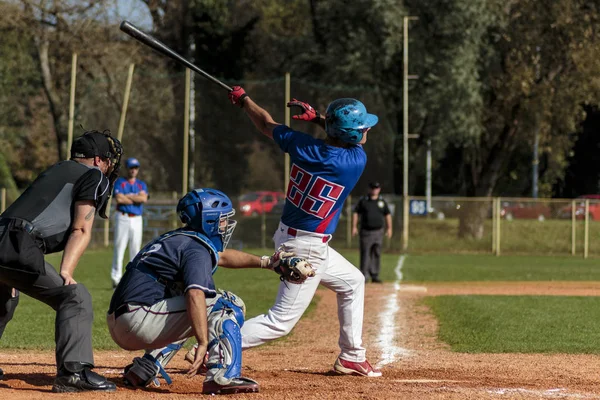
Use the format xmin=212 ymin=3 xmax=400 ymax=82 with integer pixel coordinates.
xmin=376 ymin=255 xmax=411 ymax=367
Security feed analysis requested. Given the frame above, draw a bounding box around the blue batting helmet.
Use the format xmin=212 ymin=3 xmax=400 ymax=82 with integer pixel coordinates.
xmin=126 ymin=157 xmax=140 ymax=168
xmin=176 ymin=188 xmax=237 ymax=251
xmin=325 ymin=98 xmax=378 ymax=144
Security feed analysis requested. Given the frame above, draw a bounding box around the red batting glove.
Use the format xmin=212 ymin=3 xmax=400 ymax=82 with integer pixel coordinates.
xmin=287 ymin=98 xmax=320 ymax=122
xmin=228 ymin=86 xmax=248 ymax=107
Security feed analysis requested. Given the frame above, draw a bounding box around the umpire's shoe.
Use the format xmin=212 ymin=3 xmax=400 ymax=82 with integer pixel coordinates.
xmin=52 ymin=362 xmax=116 ymax=393
xmin=202 ymin=377 xmax=259 ymax=394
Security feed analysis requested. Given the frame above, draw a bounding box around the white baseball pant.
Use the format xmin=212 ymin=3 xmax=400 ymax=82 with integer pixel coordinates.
xmin=241 ymin=221 xmax=367 ymax=362
xmin=111 ymin=213 xmax=143 ymax=285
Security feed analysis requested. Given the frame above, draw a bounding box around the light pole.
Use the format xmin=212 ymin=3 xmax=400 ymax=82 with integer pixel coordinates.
xmin=402 ymin=16 xmax=419 ymax=251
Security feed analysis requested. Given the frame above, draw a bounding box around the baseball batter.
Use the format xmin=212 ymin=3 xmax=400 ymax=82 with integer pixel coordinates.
xmin=228 ymin=88 xmax=382 ymax=377
xmin=111 ymin=157 xmax=148 ymax=287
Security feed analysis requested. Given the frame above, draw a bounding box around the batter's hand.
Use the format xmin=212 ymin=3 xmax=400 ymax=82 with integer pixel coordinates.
xmin=187 ymin=342 xmax=208 ymax=377
xmin=287 ymin=98 xmax=320 ymax=122
xmin=60 ymin=272 xmax=77 ymax=285
xmin=352 ymin=227 xmax=358 ymax=237
xmin=228 ymin=86 xmax=248 ymax=107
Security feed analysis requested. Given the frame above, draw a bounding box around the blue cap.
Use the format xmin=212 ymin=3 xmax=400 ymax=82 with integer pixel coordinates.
xmin=126 ymin=157 xmax=140 ymax=168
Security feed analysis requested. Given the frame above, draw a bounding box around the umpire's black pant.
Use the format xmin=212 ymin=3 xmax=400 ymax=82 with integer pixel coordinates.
xmin=359 ymin=228 xmax=384 ymax=280
xmin=0 ymin=220 xmax=94 ymax=372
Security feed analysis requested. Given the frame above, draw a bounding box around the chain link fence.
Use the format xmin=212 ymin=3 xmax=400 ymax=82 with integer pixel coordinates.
xmin=15 ymin=190 xmax=587 ymax=258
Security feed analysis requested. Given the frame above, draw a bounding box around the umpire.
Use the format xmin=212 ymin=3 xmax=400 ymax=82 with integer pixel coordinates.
xmin=0 ymin=131 xmax=122 ymax=392
xmin=352 ymin=182 xmax=392 ymax=283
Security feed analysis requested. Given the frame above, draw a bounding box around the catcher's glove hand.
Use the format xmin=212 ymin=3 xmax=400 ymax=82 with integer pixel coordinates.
xmin=261 ymin=247 xmax=316 ymax=284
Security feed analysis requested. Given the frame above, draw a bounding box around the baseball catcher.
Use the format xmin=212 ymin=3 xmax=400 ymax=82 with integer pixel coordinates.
xmin=107 ymin=188 xmax=312 ymax=394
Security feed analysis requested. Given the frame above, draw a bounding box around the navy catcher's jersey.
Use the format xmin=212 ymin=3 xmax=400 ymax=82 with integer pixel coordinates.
xmin=273 ymin=125 xmax=366 ymax=234
xmin=109 ymin=229 xmax=218 ymax=312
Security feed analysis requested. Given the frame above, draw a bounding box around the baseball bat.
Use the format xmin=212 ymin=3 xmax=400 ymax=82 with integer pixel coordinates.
xmin=120 ymin=21 xmax=233 ymax=92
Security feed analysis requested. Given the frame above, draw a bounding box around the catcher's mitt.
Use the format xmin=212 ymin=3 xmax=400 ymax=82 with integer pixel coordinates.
xmin=273 ymin=256 xmax=315 ymax=284
xmin=261 ymin=246 xmax=316 ymax=284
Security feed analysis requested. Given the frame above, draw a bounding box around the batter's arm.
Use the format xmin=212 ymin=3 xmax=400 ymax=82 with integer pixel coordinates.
xmin=59 ymin=200 xmax=96 ymax=285
xmin=185 ymin=288 xmax=209 ymax=377
xmin=240 ymin=97 xmax=281 ymax=140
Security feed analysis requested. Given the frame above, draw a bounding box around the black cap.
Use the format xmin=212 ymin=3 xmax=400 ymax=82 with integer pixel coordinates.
xmin=369 ymin=181 xmax=381 ymax=189
xmin=71 ymin=131 xmax=113 ymax=159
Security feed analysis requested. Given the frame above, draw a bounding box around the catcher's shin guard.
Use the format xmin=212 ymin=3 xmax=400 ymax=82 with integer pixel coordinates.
xmin=205 ymin=291 xmax=246 ymax=386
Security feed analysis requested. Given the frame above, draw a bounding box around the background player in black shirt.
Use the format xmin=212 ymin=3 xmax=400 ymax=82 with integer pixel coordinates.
xmin=0 ymin=131 xmax=122 ymax=392
xmin=352 ymin=182 xmax=392 ymax=283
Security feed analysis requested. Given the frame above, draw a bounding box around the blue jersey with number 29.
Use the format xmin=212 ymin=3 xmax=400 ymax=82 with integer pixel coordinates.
xmin=273 ymin=125 xmax=366 ymax=235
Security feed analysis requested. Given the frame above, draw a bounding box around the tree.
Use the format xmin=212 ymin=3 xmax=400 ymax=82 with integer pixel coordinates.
xmin=406 ymin=0 xmax=600 ymax=238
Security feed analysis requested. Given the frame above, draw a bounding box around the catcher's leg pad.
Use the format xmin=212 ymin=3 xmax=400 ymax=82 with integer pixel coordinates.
xmin=123 ymin=356 xmax=159 ymax=387
xmin=205 ymin=291 xmax=245 ymax=386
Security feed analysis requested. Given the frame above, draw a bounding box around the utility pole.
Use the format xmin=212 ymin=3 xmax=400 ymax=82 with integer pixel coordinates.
xmin=189 ymin=42 xmax=196 ymax=190
xmin=426 ymin=139 xmax=432 ymax=213
xmin=532 ymin=46 xmax=541 ymax=199
xmin=402 ymin=16 xmax=419 ymax=251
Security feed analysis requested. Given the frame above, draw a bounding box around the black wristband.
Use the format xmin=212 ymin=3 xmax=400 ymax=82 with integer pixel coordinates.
xmin=239 ymin=93 xmax=248 ymax=108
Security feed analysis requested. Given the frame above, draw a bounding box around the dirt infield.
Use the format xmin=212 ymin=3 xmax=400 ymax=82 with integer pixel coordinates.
xmin=2 ymin=281 xmax=600 ymax=399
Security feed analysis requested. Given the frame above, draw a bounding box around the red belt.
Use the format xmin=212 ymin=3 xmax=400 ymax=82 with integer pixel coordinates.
xmin=287 ymin=227 xmax=329 ymax=243
xmin=121 ymin=212 xmax=139 ymax=217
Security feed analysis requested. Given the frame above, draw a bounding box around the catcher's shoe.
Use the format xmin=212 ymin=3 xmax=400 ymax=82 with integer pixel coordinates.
xmin=202 ymin=377 xmax=259 ymax=395
xmin=52 ymin=367 xmax=117 ymax=393
xmin=333 ymin=357 xmax=382 ymax=378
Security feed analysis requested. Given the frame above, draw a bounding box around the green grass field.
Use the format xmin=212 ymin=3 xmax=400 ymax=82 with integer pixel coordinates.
xmin=2 ymin=248 xmax=600 ymax=355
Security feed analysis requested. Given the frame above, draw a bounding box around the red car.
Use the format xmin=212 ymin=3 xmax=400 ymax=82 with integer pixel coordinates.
xmin=238 ymin=191 xmax=285 ymax=216
xmin=500 ymin=202 xmax=552 ymax=221
xmin=557 ymin=195 xmax=600 ymax=220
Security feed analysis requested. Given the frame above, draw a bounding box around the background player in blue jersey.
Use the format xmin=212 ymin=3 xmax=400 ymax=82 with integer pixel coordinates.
xmin=111 ymin=157 xmax=148 ymax=288
xmin=107 ymin=188 xmax=302 ymax=394
xmin=228 ymin=87 xmax=382 ymax=377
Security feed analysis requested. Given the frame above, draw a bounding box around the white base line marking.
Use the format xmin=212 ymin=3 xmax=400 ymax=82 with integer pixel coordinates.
xmin=376 ymin=255 xmax=411 ymax=368
xmin=488 ymin=388 xmax=597 ymax=399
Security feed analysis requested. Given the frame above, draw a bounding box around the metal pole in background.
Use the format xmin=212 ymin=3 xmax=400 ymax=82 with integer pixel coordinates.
xmin=584 ymin=199 xmax=590 ymax=259
xmin=346 ymin=195 xmax=352 ymax=248
xmin=284 ymin=72 xmax=291 ymax=194
xmin=571 ymin=200 xmax=576 ymax=255
xmin=0 ymin=188 xmax=5 ymax=213
xmin=189 ymin=42 xmax=196 ymax=189
xmin=402 ymin=16 xmax=418 ymax=251
xmin=104 ymin=63 xmax=135 ymax=247
xmin=67 ymin=53 xmax=77 ymax=158
xmin=426 ymin=139 xmax=432 ymax=214
xmin=182 ymin=69 xmax=191 ymax=196
xmin=492 ymin=197 xmax=496 ymax=254
xmin=532 ymin=127 xmax=539 ymax=198
xmin=495 ymin=197 xmax=501 ymax=256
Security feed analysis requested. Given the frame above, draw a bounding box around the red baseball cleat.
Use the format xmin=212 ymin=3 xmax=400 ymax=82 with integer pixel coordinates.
xmin=202 ymin=377 xmax=259 ymax=394
xmin=333 ymin=357 xmax=382 ymax=377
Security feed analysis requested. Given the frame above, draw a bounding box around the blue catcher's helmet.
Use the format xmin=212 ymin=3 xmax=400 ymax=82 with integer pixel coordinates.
xmin=325 ymin=98 xmax=378 ymax=144
xmin=176 ymin=188 xmax=237 ymax=251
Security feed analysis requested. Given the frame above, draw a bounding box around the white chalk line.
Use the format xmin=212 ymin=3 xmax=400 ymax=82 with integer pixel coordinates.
xmin=487 ymin=387 xmax=597 ymax=399
xmin=376 ymin=255 xmax=411 ymax=368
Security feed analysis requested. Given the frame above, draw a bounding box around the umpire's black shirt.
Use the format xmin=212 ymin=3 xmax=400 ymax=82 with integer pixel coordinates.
xmin=354 ymin=195 xmax=391 ymax=231
xmin=1 ymin=160 xmax=110 ymax=254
